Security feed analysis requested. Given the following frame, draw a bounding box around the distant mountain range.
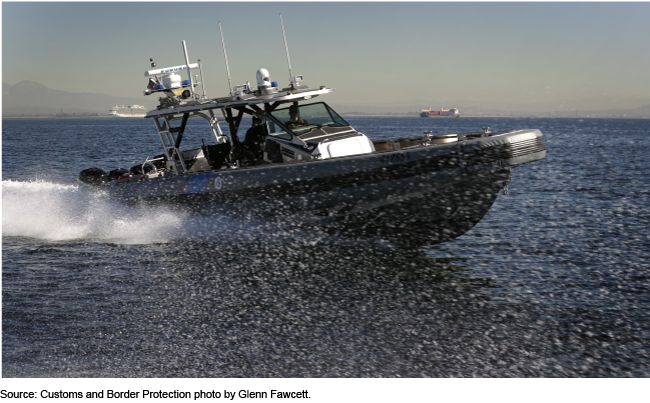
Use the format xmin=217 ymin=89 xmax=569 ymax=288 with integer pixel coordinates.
xmin=2 ymin=80 xmax=158 ymax=116
xmin=3 ymin=80 xmax=649 ymax=118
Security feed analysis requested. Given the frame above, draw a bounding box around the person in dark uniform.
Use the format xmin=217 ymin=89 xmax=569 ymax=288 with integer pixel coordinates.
xmin=284 ymin=105 xmax=309 ymax=129
xmin=242 ymin=116 xmax=268 ymax=166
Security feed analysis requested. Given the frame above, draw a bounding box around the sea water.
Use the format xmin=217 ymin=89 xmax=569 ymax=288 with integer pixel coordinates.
xmin=2 ymin=117 xmax=649 ymax=377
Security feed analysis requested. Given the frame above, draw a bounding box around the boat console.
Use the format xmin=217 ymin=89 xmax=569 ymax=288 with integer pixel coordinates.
xmin=134 ymin=40 xmax=376 ymax=177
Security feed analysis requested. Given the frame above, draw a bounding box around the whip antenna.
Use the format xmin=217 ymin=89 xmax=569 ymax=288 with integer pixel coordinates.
xmin=181 ymin=40 xmax=195 ymax=97
xmin=280 ymin=13 xmax=293 ymax=80
xmin=218 ymin=21 xmax=233 ymax=95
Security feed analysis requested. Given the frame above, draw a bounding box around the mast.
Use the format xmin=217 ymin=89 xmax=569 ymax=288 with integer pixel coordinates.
xmin=218 ymin=21 xmax=233 ymax=95
xmin=181 ymin=41 xmax=195 ymax=98
xmin=198 ymin=59 xmax=206 ymax=98
xmin=279 ymin=13 xmax=293 ymax=82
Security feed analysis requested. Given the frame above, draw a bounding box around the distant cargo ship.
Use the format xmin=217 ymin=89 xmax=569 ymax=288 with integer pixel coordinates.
xmin=420 ymin=107 xmax=459 ymax=117
xmin=109 ymin=105 xmax=146 ymax=118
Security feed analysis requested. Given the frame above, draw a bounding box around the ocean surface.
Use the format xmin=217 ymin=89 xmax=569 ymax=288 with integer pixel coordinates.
xmin=2 ymin=116 xmax=649 ymax=377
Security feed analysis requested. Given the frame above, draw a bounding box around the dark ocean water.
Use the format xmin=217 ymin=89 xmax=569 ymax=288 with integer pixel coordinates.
xmin=2 ymin=116 xmax=649 ymax=377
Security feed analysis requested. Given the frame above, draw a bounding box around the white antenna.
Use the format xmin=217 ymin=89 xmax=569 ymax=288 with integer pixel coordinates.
xmin=279 ymin=13 xmax=293 ymax=81
xmin=198 ymin=59 xmax=206 ymax=98
xmin=218 ymin=21 xmax=233 ymax=95
xmin=181 ymin=40 xmax=195 ymax=97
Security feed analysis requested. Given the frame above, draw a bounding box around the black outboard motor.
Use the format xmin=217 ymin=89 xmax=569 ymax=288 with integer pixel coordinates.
xmin=106 ymin=168 xmax=129 ymax=181
xmin=129 ymin=162 xmax=156 ymax=175
xmin=78 ymin=167 xmax=107 ymax=186
xmin=151 ymin=154 xmax=168 ymax=170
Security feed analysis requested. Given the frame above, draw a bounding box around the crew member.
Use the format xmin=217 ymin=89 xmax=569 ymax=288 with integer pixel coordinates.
xmin=242 ymin=117 xmax=268 ymax=166
xmin=285 ymin=105 xmax=309 ymax=129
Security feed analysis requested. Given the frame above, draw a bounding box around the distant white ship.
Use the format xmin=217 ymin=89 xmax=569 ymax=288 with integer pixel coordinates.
xmin=108 ymin=105 xmax=146 ymax=118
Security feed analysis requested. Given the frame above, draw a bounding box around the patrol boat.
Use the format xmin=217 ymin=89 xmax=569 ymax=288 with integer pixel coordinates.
xmin=78 ymin=38 xmax=546 ymax=246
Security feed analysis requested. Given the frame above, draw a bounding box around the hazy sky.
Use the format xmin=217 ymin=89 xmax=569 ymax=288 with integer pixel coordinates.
xmin=3 ymin=2 xmax=650 ymax=106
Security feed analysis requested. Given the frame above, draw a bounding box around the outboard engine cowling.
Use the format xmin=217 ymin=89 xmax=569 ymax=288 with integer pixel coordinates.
xmin=130 ymin=163 xmax=156 ymax=175
xmin=106 ymin=168 xmax=129 ymax=181
xmin=78 ymin=167 xmax=107 ymax=186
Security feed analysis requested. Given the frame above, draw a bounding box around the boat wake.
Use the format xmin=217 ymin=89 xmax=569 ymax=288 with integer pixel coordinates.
xmin=1 ymin=180 xmax=338 ymax=245
xmin=2 ymin=180 xmax=189 ymax=244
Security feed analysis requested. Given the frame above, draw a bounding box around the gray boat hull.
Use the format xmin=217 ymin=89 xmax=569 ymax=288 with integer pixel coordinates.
xmin=103 ymin=129 xmax=546 ymax=245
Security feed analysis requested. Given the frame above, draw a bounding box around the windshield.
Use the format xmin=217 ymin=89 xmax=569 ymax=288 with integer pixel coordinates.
xmin=268 ymin=102 xmax=349 ymax=137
